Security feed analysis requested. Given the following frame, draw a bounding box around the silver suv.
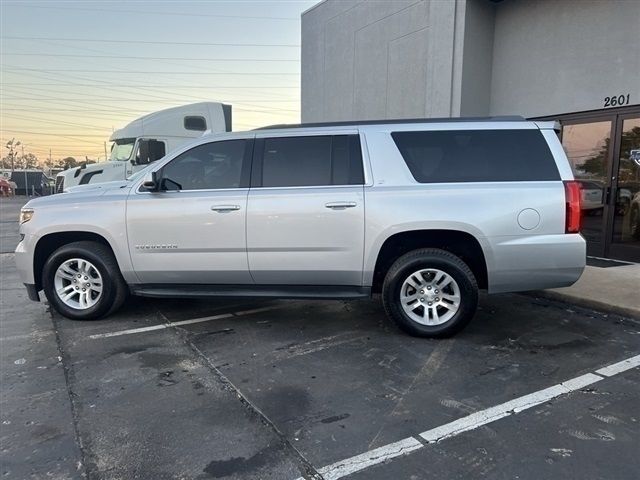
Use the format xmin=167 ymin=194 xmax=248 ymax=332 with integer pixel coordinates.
xmin=16 ymin=117 xmax=586 ymax=337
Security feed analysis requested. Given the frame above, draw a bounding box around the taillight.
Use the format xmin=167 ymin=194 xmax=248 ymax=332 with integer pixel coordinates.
xmin=564 ymin=181 xmax=582 ymax=233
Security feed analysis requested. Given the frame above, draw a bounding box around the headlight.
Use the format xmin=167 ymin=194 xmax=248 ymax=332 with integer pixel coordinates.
xmin=19 ymin=208 xmax=34 ymax=224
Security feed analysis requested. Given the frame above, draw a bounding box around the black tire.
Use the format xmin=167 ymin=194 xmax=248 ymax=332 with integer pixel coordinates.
xmin=42 ymin=241 xmax=127 ymax=320
xmin=106 ymin=271 xmax=129 ymax=317
xmin=382 ymin=248 xmax=478 ymax=338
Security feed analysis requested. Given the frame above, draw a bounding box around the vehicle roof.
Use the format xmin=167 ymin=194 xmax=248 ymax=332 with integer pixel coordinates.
xmin=255 ymin=116 xmax=526 ymax=130
xmin=109 ymin=102 xmax=229 ymax=141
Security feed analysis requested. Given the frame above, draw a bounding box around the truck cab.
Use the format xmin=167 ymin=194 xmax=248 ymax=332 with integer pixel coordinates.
xmin=55 ymin=102 xmax=232 ymax=192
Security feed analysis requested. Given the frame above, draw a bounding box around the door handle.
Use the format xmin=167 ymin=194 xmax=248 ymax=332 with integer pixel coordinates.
xmin=325 ymin=201 xmax=357 ymax=209
xmin=211 ymin=205 xmax=240 ymax=212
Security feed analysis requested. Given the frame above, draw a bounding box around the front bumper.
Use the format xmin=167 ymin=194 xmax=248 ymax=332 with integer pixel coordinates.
xmin=15 ymin=233 xmax=37 ymax=288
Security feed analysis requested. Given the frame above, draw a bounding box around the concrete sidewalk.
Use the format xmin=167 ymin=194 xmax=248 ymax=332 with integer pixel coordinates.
xmin=538 ymin=262 xmax=640 ymax=319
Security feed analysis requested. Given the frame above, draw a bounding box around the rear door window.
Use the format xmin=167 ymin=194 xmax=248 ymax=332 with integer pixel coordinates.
xmin=391 ymin=129 xmax=560 ymax=183
xmin=255 ymin=135 xmax=364 ymax=187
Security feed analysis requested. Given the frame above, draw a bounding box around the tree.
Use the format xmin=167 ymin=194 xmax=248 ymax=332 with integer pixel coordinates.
xmin=58 ymin=157 xmax=78 ymax=169
xmin=578 ymin=126 xmax=640 ymax=181
xmin=19 ymin=153 xmax=39 ymax=169
xmin=4 ymin=138 xmax=21 ymax=170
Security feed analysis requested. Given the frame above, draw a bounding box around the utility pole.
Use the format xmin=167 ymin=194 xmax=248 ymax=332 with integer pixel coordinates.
xmin=5 ymin=138 xmax=20 ymax=172
xmin=104 ymin=141 xmax=108 ymax=161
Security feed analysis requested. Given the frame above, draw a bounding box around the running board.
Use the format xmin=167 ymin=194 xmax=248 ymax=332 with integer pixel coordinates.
xmin=130 ymin=284 xmax=372 ymax=300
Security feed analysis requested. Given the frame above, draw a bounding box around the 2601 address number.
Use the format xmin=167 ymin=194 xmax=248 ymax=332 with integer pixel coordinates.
xmin=604 ymin=94 xmax=630 ymax=108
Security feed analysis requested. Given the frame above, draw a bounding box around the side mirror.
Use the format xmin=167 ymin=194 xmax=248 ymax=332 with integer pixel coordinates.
xmin=141 ymin=171 xmax=159 ymax=191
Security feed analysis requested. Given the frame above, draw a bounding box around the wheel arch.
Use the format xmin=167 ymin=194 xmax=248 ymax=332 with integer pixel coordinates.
xmin=33 ymin=232 xmax=119 ymax=290
xmin=369 ymin=229 xmax=489 ymax=293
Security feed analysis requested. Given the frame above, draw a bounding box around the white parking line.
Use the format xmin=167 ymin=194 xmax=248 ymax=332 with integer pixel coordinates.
xmin=89 ymin=305 xmax=283 ymax=339
xmin=317 ymin=438 xmax=422 ymax=480
xmin=419 ymin=373 xmax=601 ymax=444
xmin=595 ymin=354 xmax=640 ymax=377
xmin=297 ymin=354 xmax=639 ymax=480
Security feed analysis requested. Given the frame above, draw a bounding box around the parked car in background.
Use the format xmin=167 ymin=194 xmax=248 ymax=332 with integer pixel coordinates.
xmin=577 ymin=180 xmax=605 ymax=214
xmin=16 ymin=117 xmax=585 ymax=338
xmin=0 ymin=177 xmax=13 ymax=196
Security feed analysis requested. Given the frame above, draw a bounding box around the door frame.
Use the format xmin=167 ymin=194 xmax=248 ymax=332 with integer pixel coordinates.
xmin=535 ymin=105 xmax=640 ymax=262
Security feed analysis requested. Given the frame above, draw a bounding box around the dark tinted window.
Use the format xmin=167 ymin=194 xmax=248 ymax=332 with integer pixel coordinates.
xmin=184 ymin=116 xmax=207 ymax=131
xmin=162 ymin=140 xmax=247 ymax=190
xmin=392 ymin=129 xmax=559 ymax=183
xmin=135 ymin=139 xmax=166 ymax=165
xmin=259 ymin=135 xmax=364 ymax=187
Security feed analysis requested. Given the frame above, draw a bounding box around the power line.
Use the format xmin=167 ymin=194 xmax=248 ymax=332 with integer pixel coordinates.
xmin=0 ymin=67 xmax=298 ymax=105
xmin=4 ymin=66 xmax=299 ymax=75
xmin=8 ymin=4 xmax=299 ymax=20
xmin=2 ymin=80 xmax=296 ymax=111
xmin=2 ymin=53 xmax=299 ymax=62
xmin=2 ymin=97 xmax=299 ymax=115
xmin=4 ymin=37 xmax=300 ymax=102
xmin=1 ymin=53 xmax=300 ymax=127
xmin=1 ymin=36 xmax=300 ymax=47
xmin=0 ymin=83 xmax=299 ymax=89
xmin=2 ymin=73 xmax=301 ymax=114
xmin=0 ymin=129 xmax=106 ymax=147
xmin=5 ymin=114 xmax=111 ymax=132
xmin=1 ymin=84 xmax=299 ymax=108
xmin=0 ymin=129 xmax=105 ymax=138
xmin=2 ymin=89 xmax=300 ymax=114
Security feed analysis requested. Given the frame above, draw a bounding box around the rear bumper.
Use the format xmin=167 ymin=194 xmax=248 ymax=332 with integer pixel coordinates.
xmin=488 ymin=234 xmax=586 ymax=294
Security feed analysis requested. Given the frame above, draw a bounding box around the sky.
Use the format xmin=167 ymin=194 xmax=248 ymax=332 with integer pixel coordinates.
xmin=0 ymin=0 xmax=317 ymax=163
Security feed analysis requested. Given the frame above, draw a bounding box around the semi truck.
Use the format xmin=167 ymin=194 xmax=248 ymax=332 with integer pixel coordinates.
xmin=55 ymin=102 xmax=232 ymax=192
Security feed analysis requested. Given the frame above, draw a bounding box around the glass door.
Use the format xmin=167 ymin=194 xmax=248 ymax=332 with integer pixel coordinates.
xmin=561 ymin=120 xmax=614 ymax=257
xmin=608 ymin=115 xmax=640 ymax=261
xmin=538 ymin=104 xmax=640 ymax=262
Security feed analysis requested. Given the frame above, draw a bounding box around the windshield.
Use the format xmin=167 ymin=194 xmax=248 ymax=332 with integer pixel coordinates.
xmin=109 ymin=138 xmax=136 ymax=162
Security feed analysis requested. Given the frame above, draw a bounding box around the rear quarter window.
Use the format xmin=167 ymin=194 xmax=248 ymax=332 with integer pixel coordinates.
xmin=391 ymin=129 xmax=560 ymax=183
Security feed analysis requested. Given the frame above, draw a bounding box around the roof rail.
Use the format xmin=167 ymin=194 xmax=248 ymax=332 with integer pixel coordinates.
xmin=255 ymin=116 xmax=526 ymax=130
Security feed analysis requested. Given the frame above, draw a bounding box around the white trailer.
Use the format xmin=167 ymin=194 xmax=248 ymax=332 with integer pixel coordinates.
xmin=55 ymin=102 xmax=232 ymax=192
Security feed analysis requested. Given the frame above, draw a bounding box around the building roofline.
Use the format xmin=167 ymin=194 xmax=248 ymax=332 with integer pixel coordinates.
xmin=255 ymin=116 xmax=526 ymax=130
xmin=301 ymin=0 xmax=329 ymax=17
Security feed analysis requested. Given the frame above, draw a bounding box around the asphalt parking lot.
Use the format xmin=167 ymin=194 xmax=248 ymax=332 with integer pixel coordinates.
xmin=1 ymin=197 xmax=639 ymax=480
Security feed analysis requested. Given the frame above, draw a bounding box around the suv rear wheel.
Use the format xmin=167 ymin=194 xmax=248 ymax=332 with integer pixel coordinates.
xmin=382 ymin=248 xmax=478 ymax=337
xmin=42 ymin=241 xmax=127 ymax=320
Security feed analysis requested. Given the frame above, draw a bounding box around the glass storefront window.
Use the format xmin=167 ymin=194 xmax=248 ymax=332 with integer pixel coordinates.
xmin=561 ymin=121 xmax=612 ymax=244
xmin=612 ymin=118 xmax=640 ymax=246
xmin=547 ymin=106 xmax=639 ymax=262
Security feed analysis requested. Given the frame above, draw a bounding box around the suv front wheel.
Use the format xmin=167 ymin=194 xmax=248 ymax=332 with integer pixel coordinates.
xmin=42 ymin=241 xmax=127 ymax=320
xmin=382 ymin=248 xmax=478 ymax=338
